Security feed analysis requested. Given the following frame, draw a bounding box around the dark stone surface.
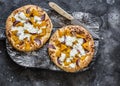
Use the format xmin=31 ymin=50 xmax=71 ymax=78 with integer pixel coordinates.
xmin=0 ymin=0 xmax=120 ymax=86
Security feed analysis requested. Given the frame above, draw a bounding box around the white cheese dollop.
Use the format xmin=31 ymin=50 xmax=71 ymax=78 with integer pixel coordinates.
xmin=66 ymin=58 xmax=71 ymax=63
xmin=77 ymin=38 xmax=84 ymax=44
xmin=59 ymin=36 xmax=65 ymax=42
xmin=24 ymin=23 xmax=38 ymax=34
xmin=18 ymin=12 xmax=27 ymax=20
xmin=59 ymin=53 xmax=66 ymax=62
xmin=69 ymin=63 xmax=76 ymax=68
xmin=23 ymin=34 xmax=31 ymax=40
xmin=76 ymin=43 xmax=86 ymax=56
xmin=14 ymin=12 xmax=27 ymax=23
xmin=70 ymin=48 xmax=78 ymax=57
xmin=65 ymin=36 xmax=76 ymax=46
xmin=34 ymin=16 xmax=41 ymax=22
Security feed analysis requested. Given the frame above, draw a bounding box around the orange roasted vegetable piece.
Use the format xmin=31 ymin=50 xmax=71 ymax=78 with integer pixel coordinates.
xmin=60 ymin=44 xmax=67 ymax=51
xmin=82 ymin=42 xmax=89 ymax=51
xmin=25 ymin=41 xmax=30 ymax=51
xmin=56 ymin=50 xmax=61 ymax=57
xmin=12 ymin=17 xmax=16 ymax=22
xmin=31 ymin=9 xmax=40 ymax=16
xmin=76 ymin=34 xmax=85 ymax=38
xmin=58 ymin=30 xmax=64 ymax=38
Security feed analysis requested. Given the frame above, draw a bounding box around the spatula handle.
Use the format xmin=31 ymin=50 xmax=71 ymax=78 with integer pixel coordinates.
xmin=49 ymin=2 xmax=74 ymax=20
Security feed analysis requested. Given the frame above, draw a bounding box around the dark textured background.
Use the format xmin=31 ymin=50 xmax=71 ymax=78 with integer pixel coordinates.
xmin=0 ymin=0 xmax=120 ymax=86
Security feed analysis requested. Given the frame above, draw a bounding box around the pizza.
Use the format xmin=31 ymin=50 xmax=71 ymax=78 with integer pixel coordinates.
xmin=6 ymin=5 xmax=53 ymax=52
xmin=48 ymin=25 xmax=94 ymax=72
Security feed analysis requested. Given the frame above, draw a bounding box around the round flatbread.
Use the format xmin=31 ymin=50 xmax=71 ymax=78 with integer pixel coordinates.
xmin=6 ymin=5 xmax=53 ymax=52
xmin=48 ymin=25 xmax=94 ymax=72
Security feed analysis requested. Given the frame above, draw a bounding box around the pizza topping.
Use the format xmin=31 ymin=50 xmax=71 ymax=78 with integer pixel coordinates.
xmin=48 ymin=44 xmax=56 ymax=49
xmin=40 ymin=14 xmax=45 ymax=21
xmin=76 ymin=59 xmax=80 ymax=66
xmin=59 ymin=36 xmax=65 ymax=43
xmin=59 ymin=53 xmax=66 ymax=62
xmin=13 ymin=21 xmax=20 ymax=26
xmin=60 ymin=44 xmax=67 ymax=51
xmin=26 ymin=8 xmax=31 ymax=14
xmin=34 ymin=38 xmax=41 ymax=45
xmin=69 ymin=63 xmax=76 ymax=68
xmin=70 ymin=48 xmax=78 ymax=57
xmin=82 ymin=42 xmax=90 ymax=51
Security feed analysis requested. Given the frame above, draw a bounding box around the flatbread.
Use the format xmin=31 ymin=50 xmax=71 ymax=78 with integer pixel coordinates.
xmin=6 ymin=5 xmax=53 ymax=52
xmin=48 ymin=25 xmax=94 ymax=72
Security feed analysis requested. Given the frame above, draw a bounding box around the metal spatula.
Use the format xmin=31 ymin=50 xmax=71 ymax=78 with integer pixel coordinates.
xmin=49 ymin=2 xmax=83 ymax=26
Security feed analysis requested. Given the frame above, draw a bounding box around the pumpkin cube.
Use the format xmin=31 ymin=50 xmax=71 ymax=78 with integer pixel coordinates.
xmin=60 ymin=44 xmax=67 ymax=51
xmin=56 ymin=50 xmax=61 ymax=57
xmin=82 ymin=42 xmax=89 ymax=51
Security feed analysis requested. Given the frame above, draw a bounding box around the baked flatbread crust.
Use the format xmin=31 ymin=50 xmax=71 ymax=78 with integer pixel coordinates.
xmin=48 ymin=25 xmax=94 ymax=72
xmin=6 ymin=5 xmax=53 ymax=52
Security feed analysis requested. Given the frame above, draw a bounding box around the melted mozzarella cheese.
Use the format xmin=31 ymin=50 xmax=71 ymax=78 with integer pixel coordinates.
xmin=69 ymin=63 xmax=76 ymax=68
xmin=59 ymin=53 xmax=66 ymax=62
xmin=65 ymin=36 xmax=76 ymax=46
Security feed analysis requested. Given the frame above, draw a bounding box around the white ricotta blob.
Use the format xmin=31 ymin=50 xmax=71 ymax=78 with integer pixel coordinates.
xmin=18 ymin=12 xmax=27 ymax=20
xmin=76 ymin=43 xmax=85 ymax=56
xmin=77 ymin=38 xmax=84 ymax=44
xmin=34 ymin=16 xmax=41 ymax=22
xmin=69 ymin=63 xmax=76 ymax=68
xmin=66 ymin=58 xmax=71 ymax=63
xmin=70 ymin=48 xmax=78 ymax=57
xmin=59 ymin=53 xmax=66 ymax=62
xmin=24 ymin=23 xmax=38 ymax=34
xmin=65 ymin=36 xmax=76 ymax=46
xmin=59 ymin=36 xmax=65 ymax=42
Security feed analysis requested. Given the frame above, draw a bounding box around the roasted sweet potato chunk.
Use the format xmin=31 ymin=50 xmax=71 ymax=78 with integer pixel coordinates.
xmin=82 ymin=42 xmax=89 ymax=51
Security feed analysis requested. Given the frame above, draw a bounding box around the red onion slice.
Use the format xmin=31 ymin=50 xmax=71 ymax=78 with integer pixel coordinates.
xmin=13 ymin=21 xmax=20 ymax=26
xmin=57 ymin=57 xmax=62 ymax=65
xmin=61 ymin=36 xmax=66 ymax=44
xmin=34 ymin=38 xmax=41 ymax=45
xmin=48 ymin=44 xmax=56 ymax=49
xmin=41 ymin=14 xmax=45 ymax=21
xmin=26 ymin=7 xmax=31 ymax=14
xmin=76 ymin=59 xmax=80 ymax=66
